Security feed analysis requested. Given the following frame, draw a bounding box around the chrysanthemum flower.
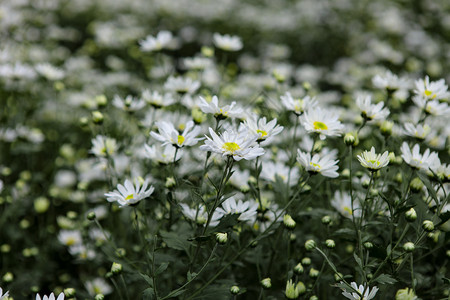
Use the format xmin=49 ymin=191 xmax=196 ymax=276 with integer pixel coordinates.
xmin=198 ymin=95 xmax=243 ymax=120
xmin=164 ymin=76 xmax=200 ymax=95
xmin=357 ymin=146 xmax=389 ymax=171
xmin=35 ymin=63 xmax=65 ymax=81
xmin=105 ymin=178 xmax=154 ymax=207
xmin=36 ymin=292 xmax=64 ymax=300
xmin=58 ymin=230 xmax=82 ymax=247
xmin=141 ymin=90 xmax=175 ymax=108
xmin=300 ymin=107 xmax=344 ymax=140
xmin=90 ymin=135 xmax=117 ymax=158
xmin=112 ymin=95 xmax=146 ymax=112
xmin=372 ymin=70 xmax=410 ymax=91
xmin=242 ymin=114 xmax=283 ymax=144
xmin=179 ymin=203 xmax=220 ymax=226
xmin=400 ymin=142 xmax=439 ymax=171
xmin=297 ymin=150 xmax=339 ymax=178
xmin=356 ymin=95 xmax=390 ymax=121
xmin=213 ymin=33 xmax=243 ymax=51
xmin=150 ymin=120 xmax=202 ymax=148
xmin=200 ymin=128 xmax=264 ymax=161
xmin=280 ymin=92 xmax=317 ymax=115
xmin=414 ymin=76 xmax=448 ymax=101
xmin=331 ymin=191 xmax=361 ymax=218
xmin=139 ymin=30 xmax=173 ymax=52
xmin=215 ymin=197 xmax=258 ymax=223
xmin=412 ymin=97 xmax=450 ymax=116
xmin=403 ymin=123 xmax=432 ymax=140
xmin=144 ymin=144 xmax=182 ymax=164
xmin=340 ymin=282 xmax=379 ymax=300
xmin=86 ymin=278 xmax=112 ymax=296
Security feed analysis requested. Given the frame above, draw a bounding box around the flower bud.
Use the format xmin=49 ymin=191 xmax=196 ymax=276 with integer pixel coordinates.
xmin=165 ymin=177 xmax=176 ymax=189
xmin=403 ymin=242 xmax=415 ymax=252
xmin=87 ymin=212 xmax=96 ymax=221
xmin=2 ymin=272 xmax=13 ymax=283
xmin=325 ymin=239 xmax=335 ymax=249
xmin=309 ymin=296 xmax=319 ymax=300
xmin=410 ymin=177 xmax=423 ymax=193
xmin=216 ymin=232 xmax=228 ymax=245
xmin=64 ymin=288 xmax=76 ymax=298
xmin=305 ymin=240 xmax=316 ymax=251
xmin=115 ymin=248 xmax=126 ymax=258
xmin=301 ymin=257 xmax=311 ymax=265
xmin=261 ymin=278 xmax=271 ymax=289
xmin=334 ymin=272 xmax=344 ymax=282
xmin=201 ymin=46 xmax=214 ymax=57
xmin=94 ymin=294 xmax=105 ymax=300
xmin=395 ymin=287 xmax=417 ymax=300
xmin=321 ymin=215 xmax=332 ymax=225
xmin=92 ymin=111 xmax=104 ymax=124
xmin=111 ymin=262 xmax=123 ymax=275
xmin=34 ymin=197 xmax=50 ymax=214
xmin=344 ymin=133 xmax=358 ymax=146
xmin=363 ymin=242 xmax=373 ymax=249
xmin=285 ymin=280 xmax=299 ymax=299
xmin=405 ymin=208 xmax=417 ymax=222
xmin=297 ymin=282 xmax=306 ymax=295
xmin=309 ymin=268 xmax=319 ymax=278
xmin=230 ymin=285 xmax=240 ymax=295
xmin=95 ymin=95 xmax=107 ymax=107
xmin=283 ymin=214 xmax=296 ymax=229
xmin=380 ymin=120 xmax=394 ymax=136
xmin=422 ymin=220 xmax=434 ymax=232
xmin=294 ymin=263 xmax=304 ymax=275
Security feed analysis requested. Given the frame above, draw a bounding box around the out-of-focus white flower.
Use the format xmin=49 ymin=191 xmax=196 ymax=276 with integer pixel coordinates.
xmin=400 ymin=142 xmax=439 ymax=171
xmin=412 ymin=97 xmax=450 ymax=116
xmin=35 ymin=63 xmax=65 ymax=80
xmin=213 ymin=33 xmax=243 ymax=51
xmin=36 ymin=292 xmax=64 ymax=300
xmin=357 ymin=146 xmax=389 ymax=171
xmin=331 ymin=191 xmax=361 ymax=218
xmin=215 ymin=197 xmax=258 ymax=223
xmin=90 ymin=135 xmax=117 ymax=158
xmin=86 ymin=278 xmax=113 ymax=296
xmin=0 ymin=287 xmax=9 ymax=300
xmin=297 ymin=150 xmax=339 ymax=178
xmin=242 ymin=115 xmax=283 ymax=144
xmin=164 ymin=76 xmax=200 ymax=95
xmin=144 ymin=144 xmax=182 ymax=164
xmin=356 ymin=95 xmax=390 ymax=121
xmin=340 ymin=282 xmax=379 ymax=300
xmin=403 ymin=123 xmax=432 ymax=140
xmin=300 ymin=107 xmax=344 ymax=140
xmin=112 ymin=95 xmax=146 ymax=112
xmin=414 ymin=75 xmax=448 ymax=101
xmin=150 ymin=120 xmax=202 ymax=148
xmin=0 ymin=179 xmax=3 ymax=193
xmin=68 ymin=244 xmax=96 ymax=260
xmin=141 ymin=90 xmax=175 ymax=108
xmin=179 ymin=203 xmax=220 ymax=226
xmin=58 ymin=230 xmax=82 ymax=246
xmin=183 ymin=56 xmax=212 ymax=70
xmin=105 ymin=178 xmax=154 ymax=207
xmin=200 ymin=128 xmax=264 ymax=161
xmin=261 ymin=161 xmax=299 ymax=184
xmin=139 ymin=31 xmax=173 ymax=52
xmin=280 ymin=92 xmax=317 ymax=115
xmin=198 ymin=95 xmax=243 ymax=120
xmin=372 ymin=70 xmax=410 ymax=91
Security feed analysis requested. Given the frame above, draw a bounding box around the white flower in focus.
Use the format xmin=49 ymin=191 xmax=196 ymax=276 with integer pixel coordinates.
xmin=331 ymin=191 xmax=361 ymax=218
xmin=280 ymin=92 xmax=317 ymax=115
xmin=112 ymin=95 xmax=146 ymax=112
xmin=144 ymin=144 xmax=182 ymax=164
xmin=86 ymin=278 xmax=113 ymax=296
xmin=35 ymin=63 xmax=65 ymax=81
xmin=150 ymin=120 xmax=202 ymax=148
xmin=372 ymin=70 xmax=410 ymax=91
xmin=200 ymin=128 xmax=265 ymax=161
xmin=90 ymin=135 xmax=117 ymax=158
xmin=242 ymin=115 xmax=284 ymax=144
xmin=179 ymin=203 xmax=220 ymax=226
xmin=36 ymin=292 xmax=64 ymax=300
xmin=300 ymin=107 xmax=344 ymax=140
xmin=356 ymin=95 xmax=390 ymax=121
xmin=340 ymin=282 xmax=379 ymax=300
xmin=164 ymin=76 xmax=200 ymax=95
xmin=403 ymin=123 xmax=432 ymax=140
xmin=296 ymin=150 xmax=339 ymax=178
xmin=414 ymin=76 xmax=448 ymax=101
xmin=213 ymin=33 xmax=243 ymax=51
xmin=198 ymin=95 xmax=243 ymax=120
xmin=412 ymin=97 xmax=450 ymax=116
xmin=139 ymin=31 xmax=173 ymax=52
xmin=0 ymin=287 xmax=9 ymax=300
xmin=357 ymin=147 xmax=389 ymax=171
xmin=141 ymin=90 xmax=175 ymax=108
xmin=215 ymin=197 xmax=258 ymax=223
xmin=400 ymin=142 xmax=439 ymax=171
xmin=58 ymin=230 xmax=82 ymax=247
xmin=105 ymin=178 xmax=154 ymax=207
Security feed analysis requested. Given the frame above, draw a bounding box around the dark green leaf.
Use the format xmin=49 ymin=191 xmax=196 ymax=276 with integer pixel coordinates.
xmin=374 ymin=273 xmax=397 ymax=285
xmin=143 ymin=288 xmax=155 ymax=300
xmin=160 ymin=230 xmax=190 ymax=252
xmin=155 ymin=262 xmax=169 ymax=275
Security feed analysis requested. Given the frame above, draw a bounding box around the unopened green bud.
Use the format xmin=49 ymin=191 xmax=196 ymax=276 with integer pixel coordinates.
xmin=341 ymin=168 xmax=350 ymax=178
xmin=297 ymin=282 xmax=306 ymax=295
xmin=321 ymin=215 xmax=332 ymax=225
xmin=111 ymin=262 xmax=123 ymax=274
xmin=290 ymin=233 xmax=296 ymax=241
xmin=362 ymin=179 xmax=370 ymax=188
xmin=192 ymin=108 xmax=207 ymax=124
xmin=87 ymin=212 xmax=96 ymax=221
xmin=388 ymin=152 xmax=396 ymax=164
xmin=165 ymin=177 xmax=176 ymax=189
xmin=95 ymin=95 xmax=107 ymax=107
xmin=380 ymin=120 xmax=394 ymax=136
xmin=344 ymin=133 xmax=357 ymax=146
xmin=230 ymin=285 xmax=240 ymax=295
xmin=34 ymin=197 xmax=50 ymax=214
xmin=283 ymin=214 xmax=296 ymax=229
xmin=422 ymin=220 xmax=434 ymax=232
xmin=405 ymin=208 xmax=417 ymax=222
xmin=364 ymin=242 xmax=373 ymax=249
xmin=325 ymin=239 xmax=335 ymax=249
xmin=334 ymin=272 xmax=344 ymax=282
xmin=294 ymin=263 xmax=304 ymax=275
xmin=446 ymin=250 xmax=450 ymax=258
xmin=64 ymin=288 xmax=76 ymax=298
xmin=92 ymin=111 xmax=104 ymax=124
xmin=410 ymin=178 xmax=424 ymax=193
xmin=403 ymin=242 xmax=415 ymax=252
xmin=79 ymin=117 xmax=89 ymax=127
xmin=301 ymin=257 xmax=311 ymax=265
xmin=394 ymin=172 xmax=403 ymax=183
xmin=115 ymin=248 xmax=126 ymax=258
xmin=1 ymin=244 xmax=11 ymax=253
xmin=201 ymin=46 xmax=214 ymax=57
xmin=285 ymin=280 xmax=299 ymax=299
xmin=305 ymin=239 xmax=316 ymax=251
xmin=94 ymin=294 xmax=105 ymax=300
xmin=3 ymin=272 xmax=13 ymax=282
xmin=216 ymin=232 xmax=228 ymax=245
xmin=395 ymin=287 xmax=417 ymax=300
xmin=309 ymin=268 xmax=319 ymax=278
xmin=261 ymin=277 xmax=272 ymax=289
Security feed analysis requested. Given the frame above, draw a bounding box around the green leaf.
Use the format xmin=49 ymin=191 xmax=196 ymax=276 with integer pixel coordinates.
xmin=212 ymin=213 xmax=240 ymax=232
xmin=353 ymin=253 xmax=363 ymax=270
xmin=140 ymin=273 xmax=154 ymax=287
xmin=374 ymin=273 xmax=397 ymax=285
xmin=187 ymin=271 xmax=197 ymax=281
xmin=160 ymin=230 xmax=190 ymax=252
xmin=143 ymin=288 xmax=154 ymax=300
xmin=155 ymin=262 xmax=169 ymax=275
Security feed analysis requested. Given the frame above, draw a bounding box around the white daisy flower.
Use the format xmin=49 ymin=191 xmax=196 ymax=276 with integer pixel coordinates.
xmin=183 ymin=56 xmax=212 ymax=70
xmin=215 ymin=196 xmax=258 ymax=223
xmin=403 ymin=123 xmax=432 ymax=140
xmin=296 ymin=150 xmax=339 ymax=178
xmin=68 ymin=244 xmax=96 ymax=260
xmin=58 ymin=230 xmax=82 ymax=247
xmin=150 ymin=120 xmax=202 ymax=148
xmin=200 ymin=127 xmax=265 ymax=161
xmin=331 ymin=191 xmax=361 ymax=218
xmin=35 ymin=63 xmax=65 ymax=81
xmin=198 ymin=95 xmax=243 ymax=120
xmin=400 ymin=142 xmax=439 ymax=171
xmin=164 ymin=76 xmax=200 ymax=95
xmin=242 ymin=115 xmax=284 ymax=144
xmin=0 ymin=287 xmax=9 ymax=300
xmin=86 ymin=277 xmax=113 ymax=296
xmin=300 ymin=107 xmax=344 ymax=140
xmin=372 ymin=70 xmax=410 ymax=91
xmin=112 ymin=95 xmax=146 ymax=112
xmin=357 ymin=146 xmax=389 ymax=171
xmin=261 ymin=161 xmax=300 ymax=184
xmin=356 ymin=95 xmax=390 ymax=121
xmin=213 ymin=33 xmax=243 ymax=51
xmin=36 ymin=292 xmax=65 ymax=300
xmin=412 ymin=97 xmax=450 ymax=116
xmin=179 ymin=203 xmax=220 ymax=226
xmin=414 ymin=75 xmax=448 ymax=101
xmin=144 ymin=144 xmax=182 ymax=164
xmin=340 ymin=282 xmax=379 ymax=300
xmin=280 ymin=91 xmax=318 ymax=115
xmin=90 ymin=135 xmax=117 ymax=158
xmin=139 ymin=30 xmax=173 ymax=52
xmin=141 ymin=90 xmax=175 ymax=108
xmin=105 ymin=178 xmax=154 ymax=207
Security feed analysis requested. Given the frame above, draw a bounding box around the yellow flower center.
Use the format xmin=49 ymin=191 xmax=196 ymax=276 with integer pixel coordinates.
xmin=125 ymin=194 xmax=134 ymax=201
xmin=309 ymin=162 xmax=321 ymax=169
xmin=66 ymin=237 xmax=77 ymax=246
xmin=367 ymin=160 xmax=380 ymax=166
xmin=222 ymin=142 xmax=240 ymax=153
xmin=343 ymin=206 xmax=353 ymax=215
xmin=257 ymin=129 xmax=268 ymax=137
xmin=424 ymin=90 xmax=436 ymax=98
xmin=313 ymin=121 xmax=328 ymax=130
xmin=177 ymin=135 xmax=185 ymax=145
